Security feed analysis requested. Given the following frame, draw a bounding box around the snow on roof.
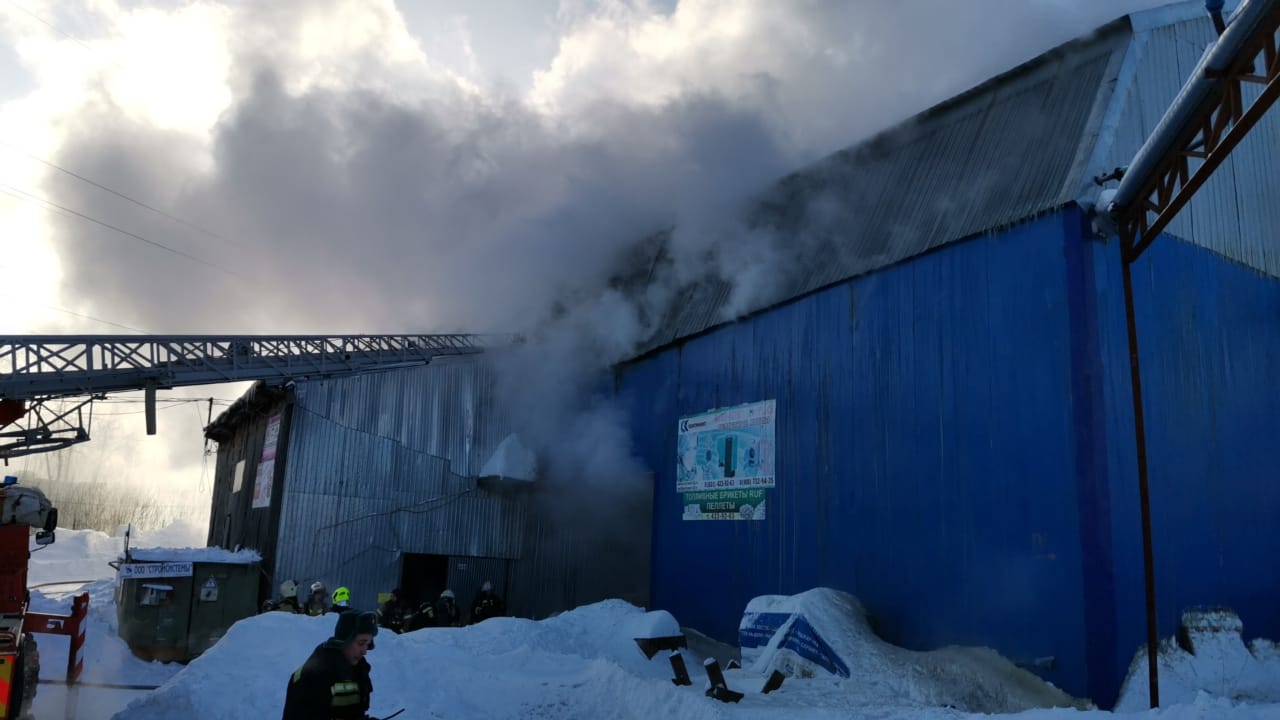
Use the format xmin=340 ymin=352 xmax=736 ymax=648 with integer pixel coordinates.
xmin=126 ymin=547 xmax=261 ymax=565
xmin=479 ymin=433 xmax=536 ymax=482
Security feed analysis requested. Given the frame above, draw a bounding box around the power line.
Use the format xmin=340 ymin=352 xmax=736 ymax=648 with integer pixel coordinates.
xmin=0 ymin=291 xmax=150 ymax=334
xmin=90 ymin=401 xmax=194 ymax=416
xmin=0 ymin=183 xmax=239 ymax=277
xmin=0 ymin=140 xmax=232 ymax=244
xmin=6 ymin=1 xmax=93 ymax=51
xmin=97 ymin=398 xmax=235 ymax=406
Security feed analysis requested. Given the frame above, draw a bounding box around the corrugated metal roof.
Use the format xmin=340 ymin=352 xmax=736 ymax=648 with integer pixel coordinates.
xmin=631 ymin=21 xmax=1132 ymax=357
xmin=628 ymin=3 xmax=1280 ymax=360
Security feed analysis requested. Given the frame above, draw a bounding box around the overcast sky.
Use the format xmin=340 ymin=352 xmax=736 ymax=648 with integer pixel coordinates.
xmin=0 ymin=0 xmax=1175 ymax=524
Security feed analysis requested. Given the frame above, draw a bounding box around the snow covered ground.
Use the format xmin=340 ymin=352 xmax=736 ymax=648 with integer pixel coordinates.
xmin=28 ymin=521 xmax=208 ymax=720
xmin=20 ymin=522 xmax=1280 ymax=719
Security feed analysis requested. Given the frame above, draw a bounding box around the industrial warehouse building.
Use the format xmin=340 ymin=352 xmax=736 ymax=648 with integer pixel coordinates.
xmin=206 ymin=2 xmax=1279 ymax=709
xmin=612 ymin=4 xmax=1280 ymax=709
xmin=203 ymin=359 xmax=652 ymax=622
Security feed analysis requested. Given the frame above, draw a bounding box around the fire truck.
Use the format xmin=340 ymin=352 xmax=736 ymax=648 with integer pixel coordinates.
xmin=0 ymin=476 xmax=86 ymax=720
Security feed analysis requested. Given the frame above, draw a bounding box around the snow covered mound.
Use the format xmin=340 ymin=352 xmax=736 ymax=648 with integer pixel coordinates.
xmin=1116 ymin=608 xmax=1280 ymax=711
xmin=739 ymin=588 xmax=1085 ymax=713
xmin=115 ymin=600 xmax=713 ymax=720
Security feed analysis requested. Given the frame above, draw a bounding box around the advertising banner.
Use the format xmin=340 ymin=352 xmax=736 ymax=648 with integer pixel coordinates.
xmin=252 ymin=414 xmax=282 ymax=509
xmin=678 ymin=400 xmax=774 ymax=520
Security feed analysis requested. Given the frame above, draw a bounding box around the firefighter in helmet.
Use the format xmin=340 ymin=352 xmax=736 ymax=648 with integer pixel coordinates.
xmin=303 ymin=581 xmax=329 ymax=616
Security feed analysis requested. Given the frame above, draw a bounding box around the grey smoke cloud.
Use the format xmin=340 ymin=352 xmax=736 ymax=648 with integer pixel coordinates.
xmin=14 ymin=0 xmax=1174 ymax=515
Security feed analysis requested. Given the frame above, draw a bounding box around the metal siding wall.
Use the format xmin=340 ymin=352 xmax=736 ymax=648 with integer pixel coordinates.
xmin=1099 ymin=15 xmax=1280 ymax=276
xmin=618 ymin=213 xmax=1091 ymax=696
xmin=274 ymin=380 xmax=525 ymax=612
xmin=1090 ymin=232 xmax=1280 ymax=707
xmin=206 ymin=398 xmax=289 ymax=592
xmin=263 ymin=356 xmax=647 ymax=619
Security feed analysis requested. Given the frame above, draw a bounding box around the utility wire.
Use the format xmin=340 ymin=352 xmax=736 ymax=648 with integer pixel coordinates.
xmin=0 ymin=140 xmax=232 ymax=245
xmin=90 ymin=401 xmax=193 ymax=416
xmin=6 ymin=1 xmax=93 ymax=51
xmin=0 ymin=183 xmax=239 ymax=277
xmin=97 ymin=397 xmax=235 ymax=405
xmin=0 ymin=291 xmax=150 ymax=333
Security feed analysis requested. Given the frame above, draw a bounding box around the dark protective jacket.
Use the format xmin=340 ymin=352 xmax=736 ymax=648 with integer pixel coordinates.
xmin=401 ymin=601 xmax=436 ymax=632
xmin=470 ymin=591 xmax=506 ymax=624
xmin=266 ymin=597 xmax=301 ymax=614
xmin=281 ymin=643 xmax=372 ymax=720
xmin=435 ymin=598 xmax=462 ymax=627
xmin=303 ymin=596 xmax=329 ymax=617
xmin=377 ymin=598 xmax=404 ymax=633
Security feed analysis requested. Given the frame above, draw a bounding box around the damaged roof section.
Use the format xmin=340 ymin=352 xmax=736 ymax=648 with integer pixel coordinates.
xmin=623 ymin=18 xmax=1133 ymax=357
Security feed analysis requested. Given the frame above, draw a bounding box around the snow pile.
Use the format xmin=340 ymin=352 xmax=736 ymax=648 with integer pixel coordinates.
xmin=126 ymin=518 xmax=209 ymax=548
xmin=1116 ymin=608 xmax=1280 ymax=711
xmin=118 ymin=601 xmax=719 ymax=720
xmin=114 ymin=595 xmax=1280 ymax=720
xmin=28 ymin=528 xmax=126 ymax=586
xmin=28 ymin=523 xmax=217 ymax=587
xmin=127 ymin=547 xmax=261 ymax=564
xmin=630 ymin=609 xmax=682 ymax=640
xmin=739 ymin=588 xmax=1085 ymax=714
xmin=22 ymin=527 xmax=1280 ymax=720
xmin=479 ymin=433 xmax=537 ymax=483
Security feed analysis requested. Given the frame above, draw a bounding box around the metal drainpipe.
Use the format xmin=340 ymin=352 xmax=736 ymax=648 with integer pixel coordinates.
xmin=1121 ymin=248 xmax=1161 ymax=708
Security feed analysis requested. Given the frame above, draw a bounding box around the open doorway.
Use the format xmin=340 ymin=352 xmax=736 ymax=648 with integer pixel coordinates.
xmin=399 ymin=554 xmax=449 ymax=608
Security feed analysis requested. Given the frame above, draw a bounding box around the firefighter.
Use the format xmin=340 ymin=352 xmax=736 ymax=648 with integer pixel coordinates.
xmin=435 ymin=589 xmax=462 ymax=627
xmin=469 ymin=580 xmax=505 ymax=624
xmin=377 ymin=588 xmax=404 ymax=633
xmin=281 ymin=609 xmax=378 ymax=720
xmin=401 ymin=595 xmax=436 ymax=632
xmin=268 ymin=579 xmax=301 ymax=613
xmin=331 ymin=586 xmax=352 ymax=613
xmin=303 ymin=581 xmax=329 ymax=616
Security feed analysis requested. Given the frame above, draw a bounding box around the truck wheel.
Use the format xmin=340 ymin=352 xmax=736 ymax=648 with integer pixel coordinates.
xmin=10 ymin=634 xmax=38 ymax=720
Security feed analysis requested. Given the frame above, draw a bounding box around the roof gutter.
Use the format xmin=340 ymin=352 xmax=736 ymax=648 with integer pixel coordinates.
xmin=1108 ymin=0 xmax=1276 ymax=217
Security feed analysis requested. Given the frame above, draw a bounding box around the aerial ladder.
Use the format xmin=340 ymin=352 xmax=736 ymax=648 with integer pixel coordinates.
xmin=0 ymin=333 xmax=495 ymax=460
xmin=1096 ymin=0 xmax=1280 ymax=708
xmin=0 ymin=332 xmax=498 ymax=718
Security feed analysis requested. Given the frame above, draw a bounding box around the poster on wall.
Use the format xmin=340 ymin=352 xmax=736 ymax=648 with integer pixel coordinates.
xmin=252 ymin=414 xmax=282 ymax=509
xmin=677 ymin=399 xmax=775 ymax=521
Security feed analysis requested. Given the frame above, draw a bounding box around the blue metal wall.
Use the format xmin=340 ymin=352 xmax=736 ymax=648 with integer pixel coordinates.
xmin=616 ymin=212 xmax=1093 ymax=697
xmin=619 ymin=205 xmax=1280 ymax=707
xmin=1085 ymin=217 xmax=1280 ymax=706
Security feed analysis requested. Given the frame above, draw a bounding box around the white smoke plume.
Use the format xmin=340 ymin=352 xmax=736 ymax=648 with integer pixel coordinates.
xmin=0 ymin=0 xmax=1169 ymax=514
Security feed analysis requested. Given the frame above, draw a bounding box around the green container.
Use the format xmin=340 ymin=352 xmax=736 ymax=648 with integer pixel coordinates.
xmin=115 ymin=554 xmax=260 ymax=663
